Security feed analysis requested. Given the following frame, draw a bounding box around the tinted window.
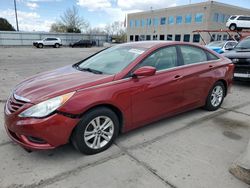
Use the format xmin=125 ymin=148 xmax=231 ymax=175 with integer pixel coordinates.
xmin=168 ymin=16 xmax=174 ymax=24
xmin=193 ymin=34 xmax=200 ymax=43
xmin=180 ymin=45 xmax=207 ymax=65
xmin=237 ymin=16 xmax=250 ymax=21
xmin=166 ymin=35 xmax=172 ymax=41
xmin=138 ymin=47 xmax=177 ymax=71
xmin=195 ymin=13 xmax=203 ymax=23
xmin=183 ymin=34 xmax=190 ymax=42
xmin=175 ymin=34 xmax=181 ymax=41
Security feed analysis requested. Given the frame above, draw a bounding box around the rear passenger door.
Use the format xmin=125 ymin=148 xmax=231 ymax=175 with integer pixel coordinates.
xmin=177 ymin=45 xmax=219 ymax=109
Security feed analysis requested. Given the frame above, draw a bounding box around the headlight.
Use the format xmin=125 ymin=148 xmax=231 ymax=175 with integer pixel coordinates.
xmin=232 ymin=58 xmax=239 ymax=63
xmin=19 ymin=92 xmax=75 ymax=118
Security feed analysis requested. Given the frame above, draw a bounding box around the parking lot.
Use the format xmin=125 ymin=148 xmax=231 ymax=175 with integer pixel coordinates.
xmin=0 ymin=47 xmax=250 ymax=188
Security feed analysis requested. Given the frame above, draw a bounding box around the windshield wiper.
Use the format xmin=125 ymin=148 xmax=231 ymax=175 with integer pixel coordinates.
xmin=80 ymin=67 xmax=103 ymax=74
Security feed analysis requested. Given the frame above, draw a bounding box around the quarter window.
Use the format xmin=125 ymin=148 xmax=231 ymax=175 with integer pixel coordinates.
xmin=138 ymin=47 xmax=178 ymax=71
xmin=180 ymin=45 xmax=207 ymax=65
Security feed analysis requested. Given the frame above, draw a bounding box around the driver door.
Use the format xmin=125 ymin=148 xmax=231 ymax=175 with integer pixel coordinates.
xmin=130 ymin=46 xmax=185 ymax=127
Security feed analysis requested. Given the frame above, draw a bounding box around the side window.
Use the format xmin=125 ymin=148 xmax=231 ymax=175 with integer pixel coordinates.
xmin=207 ymin=51 xmax=219 ymax=61
xmin=180 ymin=45 xmax=207 ymax=65
xmin=138 ymin=46 xmax=178 ymax=71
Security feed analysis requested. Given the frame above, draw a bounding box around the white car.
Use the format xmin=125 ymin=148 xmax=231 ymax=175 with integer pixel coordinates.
xmin=226 ymin=15 xmax=250 ymax=31
xmin=33 ymin=37 xmax=62 ymax=48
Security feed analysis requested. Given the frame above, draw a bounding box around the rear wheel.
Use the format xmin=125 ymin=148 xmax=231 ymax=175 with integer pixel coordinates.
xmin=71 ymin=107 xmax=119 ymax=155
xmin=54 ymin=43 xmax=60 ymax=48
xmin=229 ymin=24 xmax=237 ymax=31
xmin=204 ymin=81 xmax=225 ymax=111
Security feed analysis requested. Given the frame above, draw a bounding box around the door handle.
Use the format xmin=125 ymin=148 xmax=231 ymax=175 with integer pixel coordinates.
xmin=173 ymin=75 xmax=182 ymax=80
xmin=209 ymin=65 xmax=214 ymax=69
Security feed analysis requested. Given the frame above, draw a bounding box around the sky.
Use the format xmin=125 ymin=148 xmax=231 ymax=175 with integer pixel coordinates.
xmin=0 ymin=0 xmax=250 ymax=32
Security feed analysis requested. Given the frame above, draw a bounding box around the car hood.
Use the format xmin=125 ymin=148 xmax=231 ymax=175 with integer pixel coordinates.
xmin=223 ymin=49 xmax=250 ymax=58
xmin=14 ymin=65 xmax=114 ymax=103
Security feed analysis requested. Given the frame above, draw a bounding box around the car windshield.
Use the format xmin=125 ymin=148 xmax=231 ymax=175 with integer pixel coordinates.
xmin=76 ymin=45 xmax=146 ymax=74
xmin=207 ymin=41 xmax=225 ymax=48
xmin=235 ymin=38 xmax=250 ymax=49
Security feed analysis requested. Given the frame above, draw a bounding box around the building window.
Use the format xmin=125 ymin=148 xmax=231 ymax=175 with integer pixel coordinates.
xmin=218 ymin=14 xmax=225 ymax=23
xmin=167 ymin=34 xmax=173 ymax=40
xmin=135 ymin=35 xmax=139 ymax=41
xmin=213 ymin=13 xmax=219 ymax=22
xmin=153 ymin=35 xmax=158 ymax=40
xmin=183 ymin=34 xmax=190 ymax=42
xmin=130 ymin=20 xmax=134 ymax=28
xmin=217 ymin=35 xmax=222 ymax=41
xmin=223 ymin=34 xmax=228 ymax=40
xmin=153 ymin=17 xmax=159 ymax=26
xmin=185 ymin=14 xmax=192 ymax=24
xmin=130 ymin=35 xmax=134 ymax=41
xmin=160 ymin=17 xmax=166 ymax=25
xmin=141 ymin=19 xmax=145 ymax=27
xmin=211 ymin=34 xmax=216 ymax=42
xmin=140 ymin=35 xmax=145 ymax=41
xmin=176 ymin=16 xmax=182 ymax=24
xmin=175 ymin=34 xmax=181 ymax=41
xmin=135 ymin=20 xmax=140 ymax=27
xmin=160 ymin=35 xmax=165 ymax=40
xmin=146 ymin=35 xmax=151 ymax=40
xmin=193 ymin=34 xmax=200 ymax=43
xmin=168 ymin=16 xmax=174 ymax=25
xmin=195 ymin=13 xmax=203 ymax=23
xmin=147 ymin=18 xmax=152 ymax=26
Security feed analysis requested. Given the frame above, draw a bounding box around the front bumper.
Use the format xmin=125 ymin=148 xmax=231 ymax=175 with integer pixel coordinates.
xmin=4 ymin=107 xmax=79 ymax=151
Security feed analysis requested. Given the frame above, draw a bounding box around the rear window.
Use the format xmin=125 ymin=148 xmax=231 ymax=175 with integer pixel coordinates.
xmin=229 ymin=16 xmax=237 ymax=20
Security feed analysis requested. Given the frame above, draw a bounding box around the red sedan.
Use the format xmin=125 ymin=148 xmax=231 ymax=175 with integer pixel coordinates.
xmin=4 ymin=41 xmax=234 ymax=154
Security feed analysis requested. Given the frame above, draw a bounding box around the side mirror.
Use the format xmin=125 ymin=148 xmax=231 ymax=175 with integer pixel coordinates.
xmin=132 ymin=66 xmax=156 ymax=78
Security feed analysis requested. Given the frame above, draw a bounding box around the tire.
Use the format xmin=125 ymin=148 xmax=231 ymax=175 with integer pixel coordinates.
xmin=229 ymin=24 xmax=237 ymax=31
xmin=38 ymin=43 xmax=43 ymax=48
xmin=54 ymin=43 xmax=60 ymax=48
xmin=71 ymin=107 xmax=119 ymax=155
xmin=204 ymin=81 xmax=225 ymax=111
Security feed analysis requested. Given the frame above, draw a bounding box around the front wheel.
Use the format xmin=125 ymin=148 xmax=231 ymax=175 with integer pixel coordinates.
xmin=71 ymin=107 xmax=119 ymax=155
xmin=204 ymin=81 xmax=225 ymax=111
xmin=54 ymin=43 xmax=60 ymax=48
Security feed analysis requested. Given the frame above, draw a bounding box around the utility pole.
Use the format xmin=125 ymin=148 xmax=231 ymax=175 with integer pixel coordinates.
xmin=14 ymin=0 xmax=19 ymax=31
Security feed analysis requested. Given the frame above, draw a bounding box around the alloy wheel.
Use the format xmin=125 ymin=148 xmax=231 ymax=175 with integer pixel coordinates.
xmin=84 ymin=116 xmax=114 ymax=149
xmin=210 ymin=85 xmax=223 ymax=107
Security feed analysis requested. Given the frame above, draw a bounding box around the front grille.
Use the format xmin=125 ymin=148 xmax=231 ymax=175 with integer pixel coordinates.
xmin=7 ymin=95 xmax=28 ymax=114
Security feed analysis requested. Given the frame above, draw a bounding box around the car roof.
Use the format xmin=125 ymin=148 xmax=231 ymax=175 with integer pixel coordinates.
xmin=119 ymin=41 xmax=190 ymax=49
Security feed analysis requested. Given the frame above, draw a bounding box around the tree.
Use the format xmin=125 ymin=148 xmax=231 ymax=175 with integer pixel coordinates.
xmin=50 ymin=6 xmax=89 ymax=33
xmin=0 ymin=18 xmax=15 ymax=31
xmin=104 ymin=21 xmax=126 ymax=42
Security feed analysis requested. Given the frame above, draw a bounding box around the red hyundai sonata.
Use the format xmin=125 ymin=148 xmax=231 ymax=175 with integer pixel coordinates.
xmin=4 ymin=41 xmax=234 ymax=154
